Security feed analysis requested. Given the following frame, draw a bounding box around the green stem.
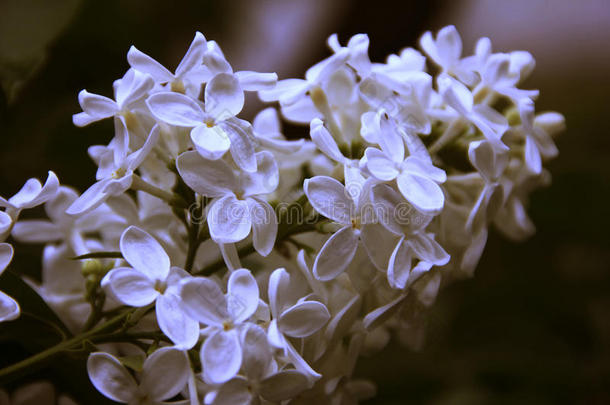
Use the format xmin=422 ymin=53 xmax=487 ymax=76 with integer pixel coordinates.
xmin=0 ymin=308 xmax=138 ymax=383
xmin=131 ymin=175 xmax=188 ymax=209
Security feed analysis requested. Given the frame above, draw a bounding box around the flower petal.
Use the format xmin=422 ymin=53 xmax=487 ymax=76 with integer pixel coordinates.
xmin=364 ymin=148 xmax=399 ymax=181
xmin=246 ymin=197 xmax=277 ymax=257
xmin=175 ymin=32 xmax=207 ymax=77
xmin=211 ymin=377 xmax=252 ymax=405
xmin=303 ymin=176 xmax=353 ymax=224
xmin=190 ymin=124 xmax=231 ymax=161
xmin=409 ymin=233 xmax=450 ymax=266
xmin=240 ymin=151 xmax=279 ymax=196
xmin=11 ymin=220 xmax=62 ymax=243
xmin=396 ymin=171 xmax=444 ymax=213
xmin=87 ymin=352 xmax=137 ymax=403
xmin=207 ymin=195 xmax=252 ymax=244
xmin=120 ymin=226 xmax=170 ymax=280
xmin=127 ymin=46 xmax=174 ymax=83
xmin=313 ymin=226 xmax=359 ymax=281
xmin=205 ymin=73 xmax=244 ymax=118
xmin=309 ymin=118 xmax=345 ymax=163
xmin=227 ymin=269 xmax=259 ymax=323
xmin=77 ymin=90 xmax=118 ymax=120
xmin=0 ymin=291 xmax=20 ymax=322
xmin=220 ymin=118 xmax=257 ymax=172
xmin=202 ymin=330 xmax=242 ymax=384
xmin=241 ymin=324 xmax=272 ymax=380
xmin=176 ymin=150 xmax=237 ymax=197
xmin=10 ymin=171 xmax=59 ymax=210
xmin=146 ymin=91 xmax=204 ymax=126
xmin=65 ymin=178 xmax=113 ymax=216
xmin=279 ymin=301 xmax=330 ymax=338
xmin=259 ymin=370 xmax=309 ymax=402
xmin=107 ymin=267 xmax=158 ymax=307
xmin=0 ymin=243 xmax=13 ymax=273
xmin=235 ymin=71 xmax=278 ymax=91
xmin=156 ymin=293 xmax=199 ymax=349
xmin=179 ymin=277 xmax=228 ymax=325
xmin=140 ymin=347 xmax=189 ymax=400
xmin=387 ymin=238 xmax=413 ymax=289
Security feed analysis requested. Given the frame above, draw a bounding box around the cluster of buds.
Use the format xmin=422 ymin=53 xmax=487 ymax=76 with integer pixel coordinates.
xmin=0 ymin=25 xmax=563 ymax=404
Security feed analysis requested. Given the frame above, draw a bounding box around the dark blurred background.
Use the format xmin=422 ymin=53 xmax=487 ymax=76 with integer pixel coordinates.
xmin=1 ymin=0 xmax=609 ymax=403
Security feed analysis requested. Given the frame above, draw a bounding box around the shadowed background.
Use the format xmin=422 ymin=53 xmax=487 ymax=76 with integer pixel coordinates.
xmin=0 ymin=0 xmax=608 ymax=403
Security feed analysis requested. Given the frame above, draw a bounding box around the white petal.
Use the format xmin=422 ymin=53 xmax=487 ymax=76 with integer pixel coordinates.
xmin=156 ymin=293 xmax=199 ymax=349
xmin=409 ymin=233 xmax=450 ymax=266
xmin=259 ymin=370 xmax=309 ymax=402
xmin=207 ymin=195 xmax=252 ymax=244
xmin=127 ymin=46 xmax=174 ymax=82
xmin=107 ymin=267 xmax=158 ymax=306
xmin=219 ymin=243 xmax=242 ymax=272
xmin=146 ymin=92 xmax=204 ymax=126
xmin=202 ymin=330 xmax=242 ymax=384
xmin=240 ymin=151 xmax=279 ymax=196
xmin=227 ymin=268 xmax=259 ymax=323
xmin=246 ymin=197 xmax=277 ymax=257
xmin=77 ymin=90 xmax=118 ymax=120
xmin=125 ymin=124 xmax=161 ymax=171
xmin=387 ymin=239 xmax=413 ymax=289
xmin=364 ymin=148 xmax=399 ymax=181
xmin=10 ymin=171 xmax=60 ymax=209
xmin=191 ymin=125 xmax=230 ymax=161
xmin=72 ymin=112 xmax=99 ymax=127
xmin=438 ymin=75 xmax=472 ymax=115
xmin=205 ymin=73 xmax=244 ymax=118
xmin=140 ymin=347 xmax=189 ymax=400
xmin=279 ymin=301 xmax=330 ymax=338
xmin=468 ymin=140 xmax=496 ymax=181
xmin=267 ymin=268 xmax=291 ymax=319
xmin=176 ymin=150 xmax=237 ymax=197
xmin=303 ymin=176 xmax=353 ymax=224
xmin=114 ymin=68 xmax=154 ymax=108
xmin=241 ymin=324 xmax=272 ymax=380
xmin=363 ymin=294 xmax=406 ymax=331
xmin=309 ymin=118 xmax=345 ymax=163
xmin=396 ymin=171 xmax=444 ymax=213
xmin=402 ymin=157 xmax=446 ymax=183
xmin=87 ymin=352 xmax=137 ymax=403
xmin=0 ymin=291 xmax=20 ymax=322
xmin=258 ymin=78 xmax=307 ymax=103
xmin=175 ymin=32 xmax=207 ymax=77
xmin=120 ymin=226 xmax=170 ymax=280
xmin=435 ymin=25 xmax=462 ymax=66
xmin=235 ymin=71 xmax=278 ymax=91
xmin=179 ymin=277 xmax=228 ymax=325
xmin=360 ymin=223 xmax=398 ymax=271
xmin=220 ymin=119 xmax=257 ymax=172
xmin=65 ymin=178 xmax=113 ymax=216
xmin=0 ymin=243 xmax=13 ymax=273
xmin=253 ymin=107 xmax=281 ymax=134
xmin=524 ymin=135 xmax=542 ymax=174
xmin=11 ymin=220 xmax=62 ymax=243
xmin=378 ymin=113 xmax=405 ymax=162
xmin=313 ymin=226 xmax=359 ymax=281
xmin=0 ymin=211 xmax=10 ymax=237
xmin=211 ymin=377 xmax=252 ymax=405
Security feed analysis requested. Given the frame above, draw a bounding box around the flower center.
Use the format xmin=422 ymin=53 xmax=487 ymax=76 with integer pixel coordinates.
xmin=222 ymin=320 xmax=234 ymax=331
xmin=154 ymin=280 xmax=167 ymax=294
xmin=111 ymin=167 xmax=127 ymax=179
xmin=170 ymin=79 xmax=186 ymax=94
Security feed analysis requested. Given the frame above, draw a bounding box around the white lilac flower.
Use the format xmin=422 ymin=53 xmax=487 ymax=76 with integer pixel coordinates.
xmin=0 ymin=171 xmax=59 ymax=220
xmin=437 ymin=75 xmax=509 ymax=151
xmin=0 ymin=243 xmax=19 ymax=322
xmin=518 ymin=98 xmax=559 ymax=175
xmin=105 ymin=226 xmax=199 ymax=349
xmin=371 ymin=184 xmax=450 ymax=289
xmin=176 ymin=150 xmax=278 ymax=254
xmin=87 ymin=347 xmax=189 ymax=405
xmin=419 ymin=25 xmax=477 ymax=85
xmin=66 ymin=125 xmax=160 ymax=216
xmin=252 ymin=107 xmax=304 ymax=154
xmin=146 ymin=78 xmax=258 ymax=171
xmin=72 ymin=68 xmax=154 ymax=127
xmin=209 ymin=324 xmax=309 ymax=404
xmin=267 ymin=268 xmax=330 ymax=380
xmin=179 ymin=269 xmax=259 ymax=384
xmin=128 ymin=32 xmax=209 ymax=96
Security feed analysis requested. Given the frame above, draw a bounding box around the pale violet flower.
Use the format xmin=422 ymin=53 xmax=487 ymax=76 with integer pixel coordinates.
xmin=105 ymin=226 xmax=199 ymax=349
xmin=419 ymin=25 xmax=477 ymax=85
xmin=146 ymin=75 xmax=258 ymax=171
xmin=519 ymin=98 xmax=559 ymax=175
xmin=128 ymin=32 xmax=209 ymax=96
xmin=179 ymin=269 xmax=259 ymax=384
xmin=176 ymin=150 xmax=278 ymax=254
xmin=72 ymin=68 xmax=154 ymax=127
xmin=0 ymin=243 xmax=19 ymax=322
xmin=0 ymin=171 xmax=59 ymax=217
xmin=87 ymin=347 xmax=189 ymax=405
xmin=267 ymin=268 xmax=330 ymax=380
xmin=66 ymin=125 xmax=160 ymax=216
xmin=209 ymin=324 xmax=309 ymax=405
